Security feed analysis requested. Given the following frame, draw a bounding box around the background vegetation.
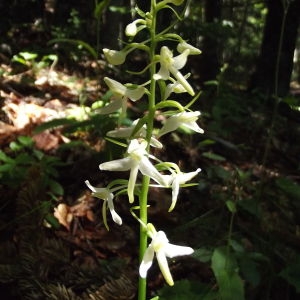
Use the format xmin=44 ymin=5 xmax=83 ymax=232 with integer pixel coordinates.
xmin=0 ymin=0 xmax=300 ymax=299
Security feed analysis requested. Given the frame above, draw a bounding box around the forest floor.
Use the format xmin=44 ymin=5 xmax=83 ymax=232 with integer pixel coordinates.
xmin=1 ymin=52 xmax=300 ymax=300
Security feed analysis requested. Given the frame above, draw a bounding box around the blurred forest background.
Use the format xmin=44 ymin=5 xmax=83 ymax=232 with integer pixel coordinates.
xmin=0 ymin=0 xmax=300 ymax=299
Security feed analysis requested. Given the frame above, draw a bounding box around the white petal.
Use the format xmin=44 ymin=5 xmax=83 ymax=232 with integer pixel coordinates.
xmin=139 ymin=157 xmax=168 ymax=186
xmin=156 ymin=250 xmax=174 ymax=286
xmin=182 ymin=121 xmax=204 ymax=133
xmin=127 ymin=139 xmax=145 ymax=154
xmin=107 ymin=127 xmax=134 ymax=138
xmin=169 ymin=177 xmax=180 ymax=212
xmin=85 ymin=180 xmax=99 ymax=193
xmin=158 ymin=117 xmax=179 ymax=137
xmin=173 ymin=49 xmax=189 ymax=70
xmin=139 ymin=246 xmax=155 ymax=278
xmin=170 ymin=66 xmax=194 ymax=96
xmin=153 ymin=65 xmax=170 ymax=80
xmin=125 ymin=86 xmax=145 ymax=101
xmin=104 ymin=77 xmax=127 ymax=96
xmin=106 ymin=192 xmax=122 ymax=225
xmin=164 ymin=243 xmax=194 ymax=258
xmin=128 ymin=164 xmax=139 ymax=203
xmin=177 ymin=168 xmax=201 ymax=184
xmin=164 ymin=81 xmax=187 ymax=99
xmin=98 ymin=98 xmax=123 ymax=114
xmin=149 ymin=137 xmax=163 ymax=148
xmin=85 ymin=180 xmax=110 ymax=200
xmin=110 ymin=209 xmax=123 ymax=225
xmin=100 ymin=157 xmax=132 ymax=171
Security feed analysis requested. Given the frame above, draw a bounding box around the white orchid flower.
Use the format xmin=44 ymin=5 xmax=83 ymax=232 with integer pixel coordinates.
xmin=158 ymin=111 xmax=204 ymax=137
xmin=125 ymin=19 xmax=146 ymax=37
xmin=107 ymin=119 xmax=162 ymax=148
xmin=139 ymin=224 xmax=194 ymax=286
xmin=103 ymin=48 xmax=127 ymax=65
xmin=177 ymin=41 xmax=201 ymax=55
xmin=99 ymin=77 xmax=146 ymax=115
xmin=162 ymin=168 xmax=201 ymax=211
xmin=100 ymin=139 xmax=168 ymax=203
xmin=85 ymin=180 xmax=122 ymax=228
xmin=154 ymin=46 xmax=194 ymax=96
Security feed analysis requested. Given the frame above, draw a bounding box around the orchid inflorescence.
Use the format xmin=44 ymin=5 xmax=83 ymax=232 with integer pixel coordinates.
xmin=85 ymin=0 xmax=203 ymax=293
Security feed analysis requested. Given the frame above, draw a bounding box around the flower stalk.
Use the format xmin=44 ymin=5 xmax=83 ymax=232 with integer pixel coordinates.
xmin=83 ymin=1 xmax=203 ymax=299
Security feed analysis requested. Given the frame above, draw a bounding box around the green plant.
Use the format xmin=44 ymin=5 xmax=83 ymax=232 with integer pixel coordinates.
xmin=0 ymin=136 xmax=64 ymax=197
xmin=12 ymin=51 xmax=58 ymax=73
xmin=83 ymin=1 xmax=204 ymax=299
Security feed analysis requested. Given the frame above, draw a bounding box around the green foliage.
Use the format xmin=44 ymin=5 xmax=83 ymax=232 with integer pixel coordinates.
xmin=158 ymin=279 xmax=217 ymax=300
xmin=211 ymin=246 xmax=245 ymax=300
xmin=94 ymin=0 xmax=111 ymax=18
xmin=0 ymin=136 xmax=64 ymax=196
xmin=12 ymin=51 xmax=58 ymax=74
xmin=280 ymin=255 xmax=300 ymax=293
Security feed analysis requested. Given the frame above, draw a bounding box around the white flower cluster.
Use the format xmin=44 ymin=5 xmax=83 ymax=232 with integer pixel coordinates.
xmin=86 ymin=0 xmax=203 ymax=288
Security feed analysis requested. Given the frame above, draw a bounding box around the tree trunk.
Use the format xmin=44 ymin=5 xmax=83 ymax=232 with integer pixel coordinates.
xmin=197 ymin=0 xmax=222 ymax=84
xmin=250 ymin=0 xmax=300 ymax=97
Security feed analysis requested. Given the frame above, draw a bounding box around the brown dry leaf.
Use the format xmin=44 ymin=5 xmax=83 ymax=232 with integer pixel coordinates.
xmin=33 ymin=131 xmax=60 ymax=151
xmin=70 ymin=192 xmax=96 ymax=222
xmin=54 ymin=203 xmax=73 ymax=230
xmin=2 ymin=98 xmax=58 ymax=129
xmin=0 ymin=121 xmax=17 ymax=145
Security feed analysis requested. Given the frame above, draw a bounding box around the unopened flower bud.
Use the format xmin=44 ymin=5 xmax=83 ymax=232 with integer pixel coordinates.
xmin=103 ymin=48 xmax=127 ymax=65
xmin=177 ymin=41 xmax=201 ymax=55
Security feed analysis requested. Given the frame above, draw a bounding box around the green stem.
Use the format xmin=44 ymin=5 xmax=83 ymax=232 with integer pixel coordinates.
xmin=138 ymin=1 xmax=157 ymax=300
